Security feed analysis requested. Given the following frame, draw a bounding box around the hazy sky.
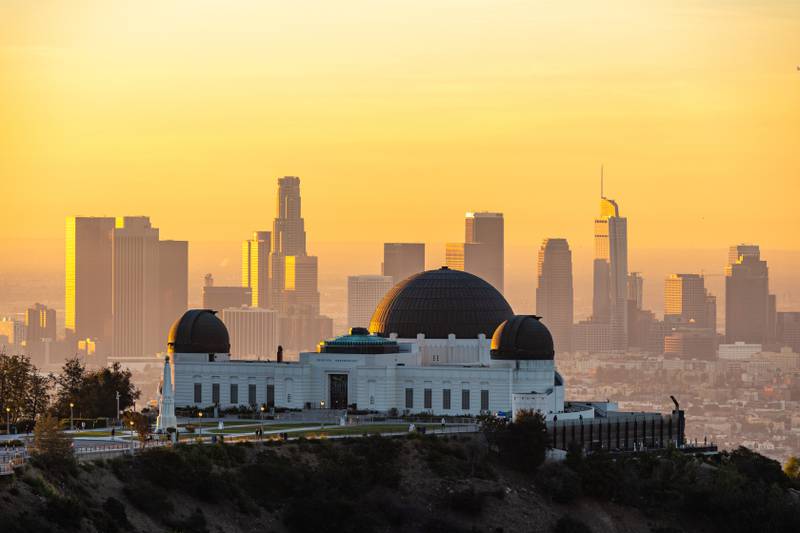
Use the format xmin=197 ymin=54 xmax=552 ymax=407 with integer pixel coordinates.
xmin=2 ymin=1 xmax=799 ymax=318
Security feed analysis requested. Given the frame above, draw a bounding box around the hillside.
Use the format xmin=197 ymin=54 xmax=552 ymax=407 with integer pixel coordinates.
xmin=1 ymin=434 xmax=798 ymax=533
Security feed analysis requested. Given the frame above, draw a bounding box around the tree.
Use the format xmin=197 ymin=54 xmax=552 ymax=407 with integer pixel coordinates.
xmin=784 ymin=456 xmax=800 ymax=481
xmin=123 ymin=411 xmax=151 ymax=444
xmin=0 ymin=354 xmax=51 ymax=427
xmin=31 ymin=413 xmax=74 ymax=474
xmin=54 ymin=358 xmax=140 ymax=419
xmin=481 ymin=410 xmax=549 ymax=474
xmin=54 ymin=357 xmax=86 ymax=418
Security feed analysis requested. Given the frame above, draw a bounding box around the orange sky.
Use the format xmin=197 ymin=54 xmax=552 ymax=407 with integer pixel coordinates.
xmin=1 ymin=1 xmax=799 ymax=318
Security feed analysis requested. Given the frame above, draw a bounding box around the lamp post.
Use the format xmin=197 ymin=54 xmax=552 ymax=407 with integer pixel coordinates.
xmin=260 ymin=405 xmax=265 ymax=439
xmin=115 ymin=391 xmax=120 ymax=427
xmin=198 ymin=411 xmax=203 ymax=439
xmin=5 ymin=407 xmax=10 ymax=435
xmin=129 ymin=419 xmax=135 ymax=439
xmin=69 ymin=402 xmax=74 ymax=431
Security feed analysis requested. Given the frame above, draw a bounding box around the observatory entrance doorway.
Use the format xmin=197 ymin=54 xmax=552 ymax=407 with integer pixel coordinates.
xmin=329 ymin=374 xmax=348 ymax=409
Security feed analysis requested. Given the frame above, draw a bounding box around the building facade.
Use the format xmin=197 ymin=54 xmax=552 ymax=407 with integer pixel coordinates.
xmin=221 ymin=307 xmax=279 ymax=360
xmin=347 ymin=275 xmax=394 ymax=330
xmin=382 ymin=243 xmax=425 ymax=284
xmin=725 ymin=245 xmax=772 ymax=344
xmin=535 ymin=238 xmax=573 ymax=353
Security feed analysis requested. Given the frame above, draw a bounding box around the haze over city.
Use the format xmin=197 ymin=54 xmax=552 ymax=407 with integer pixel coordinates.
xmin=2 ymin=3 xmax=800 ymax=532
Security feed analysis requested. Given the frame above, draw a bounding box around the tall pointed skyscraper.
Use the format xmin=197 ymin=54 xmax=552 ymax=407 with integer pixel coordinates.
xmin=536 ymin=238 xmax=573 ymax=353
xmin=591 ymin=171 xmax=628 ymax=350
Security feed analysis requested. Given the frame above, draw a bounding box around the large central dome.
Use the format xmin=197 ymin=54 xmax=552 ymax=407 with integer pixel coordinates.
xmin=369 ymin=267 xmax=514 ymax=339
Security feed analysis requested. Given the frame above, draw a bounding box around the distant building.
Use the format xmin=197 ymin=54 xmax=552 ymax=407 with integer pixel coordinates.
xmin=382 ymin=243 xmax=424 ymax=284
xmin=221 ymin=307 xmax=279 ymax=360
xmin=718 ymin=342 xmax=762 ymax=361
xmin=0 ymin=317 xmax=26 ymax=353
xmin=158 ymin=240 xmax=188 ymax=347
xmin=776 ymin=312 xmax=800 ymax=353
xmin=465 ymin=212 xmax=504 ymax=293
xmin=348 ymin=275 xmax=394 ymax=330
xmin=65 ymin=216 xmax=115 ymax=350
xmin=25 ymin=303 xmax=56 ymax=364
xmin=725 ymin=245 xmax=774 ymax=344
xmin=112 ymin=217 xmax=161 ymax=358
xmin=270 ymin=176 xmax=309 ymax=312
xmin=535 ymin=238 xmax=573 ymax=353
xmin=242 ymin=231 xmax=271 ymax=308
xmin=664 ymin=328 xmax=716 ymax=360
xmin=573 ymin=319 xmax=613 ymax=353
xmin=664 ymin=274 xmax=709 ymax=327
xmin=592 ymin=185 xmax=628 ymax=350
xmin=627 ymin=272 xmax=644 ymax=310
xmin=202 ymin=274 xmax=251 ymax=311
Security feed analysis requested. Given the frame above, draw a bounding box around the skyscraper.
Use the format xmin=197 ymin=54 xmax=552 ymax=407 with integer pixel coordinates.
xmin=726 ymin=245 xmax=773 ymax=344
xmin=465 ymin=212 xmax=504 ymax=293
xmin=382 ymin=243 xmax=424 ymax=284
xmin=221 ymin=307 xmax=280 ymax=360
xmin=282 ymin=255 xmax=320 ymax=315
xmin=535 ymin=238 xmax=573 ymax=353
xmin=270 ymin=176 xmax=311 ymax=313
xmin=664 ymin=274 xmax=708 ymax=326
xmin=158 ymin=240 xmax=188 ymax=344
xmin=627 ymin=272 xmax=644 ymax=310
xmin=65 ymin=216 xmax=115 ymax=350
xmin=25 ymin=303 xmax=57 ymax=364
xmin=348 ymin=275 xmax=394 ymax=329
xmin=592 ymin=182 xmax=628 ymax=350
xmin=112 ymin=216 xmax=161 ymax=358
xmin=242 ymin=231 xmax=271 ymax=308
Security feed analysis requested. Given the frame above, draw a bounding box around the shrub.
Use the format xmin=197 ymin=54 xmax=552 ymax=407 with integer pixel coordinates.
xmin=103 ymin=497 xmax=128 ymax=525
xmin=536 ymin=462 xmax=583 ymax=504
xmin=554 ymin=515 xmax=592 ymax=533
xmin=446 ymin=485 xmax=486 ymax=516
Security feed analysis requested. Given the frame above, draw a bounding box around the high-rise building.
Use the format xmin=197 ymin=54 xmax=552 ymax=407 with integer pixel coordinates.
xmin=112 ymin=216 xmax=161 ymax=358
xmin=445 ymin=242 xmax=483 ymax=273
xmin=65 ymin=216 xmax=115 ymax=349
xmin=465 ymin=212 xmax=504 ymax=293
xmin=272 ymin=176 xmax=306 ymax=256
xmin=705 ymin=293 xmax=717 ymax=333
xmin=725 ymin=245 xmax=773 ymax=344
xmin=0 ymin=317 xmax=25 ymax=353
xmin=727 ymin=244 xmax=761 ymax=273
xmin=158 ymin=240 xmax=188 ymax=346
xmin=664 ymin=274 xmax=708 ymax=326
xmin=202 ymin=274 xmax=251 ymax=311
xmin=25 ymin=303 xmax=57 ymax=363
xmin=627 ymin=272 xmax=644 ymax=310
xmin=242 ymin=231 xmax=271 ymax=308
xmin=592 ymin=183 xmax=628 ymax=350
xmin=348 ymin=275 xmax=394 ymax=329
xmin=382 ymin=243 xmax=424 ymax=284
xmin=776 ymin=312 xmax=800 ymax=353
xmin=221 ymin=307 xmax=279 ymax=360
xmin=535 ymin=239 xmax=573 ymax=353
xmin=282 ymin=255 xmax=320 ymax=315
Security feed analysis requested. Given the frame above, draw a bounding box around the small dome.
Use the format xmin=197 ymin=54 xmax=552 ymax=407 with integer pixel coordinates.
xmin=490 ymin=315 xmax=554 ymax=360
xmin=369 ymin=267 xmax=513 ymax=339
xmin=318 ymin=328 xmax=400 ymax=354
xmin=168 ymin=309 xmax=230 ymax=354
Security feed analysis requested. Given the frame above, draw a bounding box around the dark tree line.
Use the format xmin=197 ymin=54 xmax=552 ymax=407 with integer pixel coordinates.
xmin=0 ymin=353 xmax=140 ymax=431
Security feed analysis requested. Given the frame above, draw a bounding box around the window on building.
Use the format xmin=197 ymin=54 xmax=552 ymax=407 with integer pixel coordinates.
xmin=230 ymin=384 xmax=239 ymax=405
xmin=405 ymin=388 xmax=414 ymax=409
xmin=248 ymin=384 xmax=257 ymax=406
xmin=424 ymin=388 xmax=432 ymax=409
xmin=266 ymin=384 xmax=275 ymax=408
xmin=212 ymin=383 xmax=220 ymax=405
xmin=481 ymin=389 xmax=489 ymax=411
xmin=442 ymin=389 xmax=451 ymax=410
xmin=461 ymin=389 xmax=470 ymax=410
xmin=194 ymin=383 xmax=202 ymax=404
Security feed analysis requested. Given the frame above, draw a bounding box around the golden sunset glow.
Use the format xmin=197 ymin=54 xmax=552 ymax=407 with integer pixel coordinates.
xmin=2 ymin=1 xmax=799 ymax=313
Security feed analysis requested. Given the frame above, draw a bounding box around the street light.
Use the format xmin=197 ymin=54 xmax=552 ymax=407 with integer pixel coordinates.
xmin=115 ymin=391 xmax=120 ymax=427
xmin=69 ymin=402 xmax=75 ymax=431
xmin=198 ymin=411 xmax=203 ymax=439
xmin=260 ymin=405 xmax=265 ymax=439
xmin=5 ymin=407 xmax=10 ymax=435
xmin=129 ymin=419 xmax=135 ymax=439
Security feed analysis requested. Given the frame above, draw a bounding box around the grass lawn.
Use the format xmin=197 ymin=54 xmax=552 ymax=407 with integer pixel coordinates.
xmin=205 ymin=423 xmax=314 ymax=435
